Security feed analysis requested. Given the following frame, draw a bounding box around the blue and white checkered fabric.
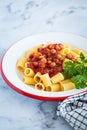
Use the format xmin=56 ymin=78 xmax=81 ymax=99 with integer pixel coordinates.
xmin=57 ymin=92 xmax=87 ymax=130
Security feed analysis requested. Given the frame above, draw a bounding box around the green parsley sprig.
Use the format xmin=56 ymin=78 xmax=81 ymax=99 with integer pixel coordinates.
xmin=63 ymin=53 xmax=87 ymax=89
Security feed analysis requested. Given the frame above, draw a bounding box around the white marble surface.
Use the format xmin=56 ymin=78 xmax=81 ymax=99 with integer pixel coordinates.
xmin=0 ymin=0 xmax=87 ymax=130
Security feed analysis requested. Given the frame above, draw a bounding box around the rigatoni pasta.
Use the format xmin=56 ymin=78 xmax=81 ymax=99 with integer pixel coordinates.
xmin=40 ymin=73 xmax=52 ymax=87
xmin=34 ymin=72 xmax=42 ymax=83
xmin=60 ymin=81 xmax=75 ymax=91
xmin=60 ymin=47 xmax=70 ymax=56
xmin=70 ymin=51 xmax=80 ymax=59
xmin=22 ymin=76 xmax=36 ymax=85
xmin=35 ymin=83 xmax=45 ymax=91
xmin=71 ymin=48 xmax=82 ymax=55
xmin=51 ymin=73 xmax=64 ymax=84
xmin=24 ymin=68 xmax=35 ymax=77
xmin=50 ymin=83 xmax=61 ymax=92
xmin=17 ymin=58 xmax=27 ymax=71
xmin=16 ymin=42 xmax=87 ymax=92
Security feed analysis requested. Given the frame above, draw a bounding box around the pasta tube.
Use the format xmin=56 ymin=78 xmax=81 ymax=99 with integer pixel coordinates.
xmin=45 ymin=86 xmax=51 ymax=91
xmin=24 ymin=62 xmax=29 ymax=68
xmin=41 ymin=73 xmax=52 ymax=87
xmin=70 ymin=51 xmax=79 ymax=59
xmin=64 ymin=45 xmax=70 ymax=48
xmin=60 ymin=79 xmax=71 ymax=84
xmin=71 ymin=48 xmax=82 ymax=55
xmin=22 ymin=76 xmax=36 ymax=85
xmin=60 ymin=47 xmax=70 ymax=56
xmin=51 ymin=73 xmax=64 ymax=84
xmin=60 ymin=81 xmax=75 ymax=91
xmin=34 ymin=72 xmax=42 ymax=83
xmin=45 ymin=83 xmax=61 ymax=92
xmin=24 ymin=68 xmax=35 ymax=77
xmin=16 ymin=58 xmax=27 ymax=71
xmin=35 ymin=83 xmax=45 ymax=91
xmin=51 ymin=83 xmax=61 ymax=92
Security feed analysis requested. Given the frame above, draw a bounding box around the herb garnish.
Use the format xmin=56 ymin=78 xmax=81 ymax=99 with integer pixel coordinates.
xmin=63 ymin=53 xmax=87 ymax=89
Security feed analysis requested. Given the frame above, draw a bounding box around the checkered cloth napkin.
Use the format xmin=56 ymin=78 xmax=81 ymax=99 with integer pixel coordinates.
xmin=57 ymin=92 xmax=87 ymax=130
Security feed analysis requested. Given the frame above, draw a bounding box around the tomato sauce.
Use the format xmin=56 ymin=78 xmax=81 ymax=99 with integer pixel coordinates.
xmin=27 ymin=43 xmax=64 ymax=77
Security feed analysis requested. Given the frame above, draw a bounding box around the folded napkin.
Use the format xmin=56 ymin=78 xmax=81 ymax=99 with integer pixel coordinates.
xmin=57 ymin=92 xmax=87 ymax=130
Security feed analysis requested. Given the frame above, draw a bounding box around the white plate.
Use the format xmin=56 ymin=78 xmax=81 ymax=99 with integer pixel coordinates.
xmin=1 ymin=32 xmax=87 ymax=101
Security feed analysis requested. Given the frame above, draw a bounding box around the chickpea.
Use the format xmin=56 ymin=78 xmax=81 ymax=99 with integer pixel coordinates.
xmin=58 ymin=43 xmax=63 ymax=49
xmin=72 ymin=58 xmax=76 ymax=63
xmin=29 ymin=53 xmax=34 ymax=59
xmin=57 ymin=54 xmax=63 ymax=60
xmin=48 ymin=44 xmax=54 ymax=49
xmin=33 ymin=62 xmax=38 ymax=67
xmin=39 ymin=55 xmax=44 ymax=59
xmin=43 ymin=68 xmax=50 ymax=73
xmin=46 ymin=48 xmax=50 ymax=55
xmin=66 ymin=53 xmax=74 ymax=60
xmin=51 ymin=49 xmax=56 ymax=54
xmin=58 ymin=66 xmax=63 ymax=72
xmin=47 ymin=60 xmax=51 ymax=64
xmin=38 ymin=47 xmax=42 ymax=52
xmin=55 ymin=43 xmax=63 ymax=51
xmin=39 ymin=62 xmax=45 ymax=68
xmin=41 ymin=58 xmax=47 ymax=63
xmin=50 ymin=62 xmax=56 ymax=67
xmin=55 ymin=59 xmax=59 ymax=64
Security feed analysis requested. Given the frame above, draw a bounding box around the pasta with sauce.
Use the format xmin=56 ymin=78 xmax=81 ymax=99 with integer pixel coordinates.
xmin=16 ymin=42 xmax=87 ymax=92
